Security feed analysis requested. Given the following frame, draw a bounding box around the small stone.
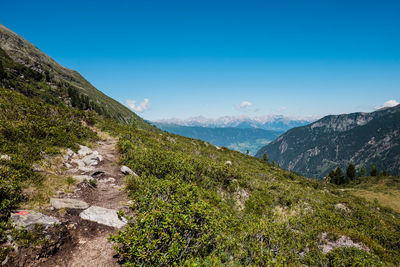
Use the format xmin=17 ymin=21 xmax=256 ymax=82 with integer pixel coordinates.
xmin=225 ymin=160 xmax=232 ymax=166
xmin=335 ymin=203 xmax=351 ymax=213
xmin=0 ymin=154 xmax=11 ymax=161
xmin=64 ymin=163 xmax=73 ymax=168
xmin=72 ymin=175 xmax=94 ymax=183
xmin=121 ymin=165 xmax=137 ymax=176
xmin=78 ymin=145 xmax=92 ymax=157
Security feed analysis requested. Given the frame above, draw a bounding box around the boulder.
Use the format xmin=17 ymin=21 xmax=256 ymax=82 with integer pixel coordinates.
xmin=50 ymin=198 xmax=89 ymax=209
xmin=11 ymin=210 xmax=60 ymax=230
xmin=225 ymin=160 xmax=232 ymax=166
xmin=79 ymin=206 xmax=126 ymax=228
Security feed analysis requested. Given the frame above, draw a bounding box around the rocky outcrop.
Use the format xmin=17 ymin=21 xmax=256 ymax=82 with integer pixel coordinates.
xmin=256 ymin=105 xmax=400 ymax=178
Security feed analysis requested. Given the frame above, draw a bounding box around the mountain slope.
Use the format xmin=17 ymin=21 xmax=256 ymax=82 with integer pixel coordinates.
xmin=256 ymin=105 xmax=400 ymax=178
xmin=152 ymin=122 xmax=282 ymax=154
xmin=0 ymin=24 xmax=154 ymax=130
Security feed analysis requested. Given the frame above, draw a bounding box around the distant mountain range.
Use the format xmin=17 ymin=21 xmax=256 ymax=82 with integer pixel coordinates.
xmin=151 ymin=123 xmax=283 ymax=155
xmin=256 ymin=105 xmax=400 ymax=178
xmin=154 ymin=115 xmax=315 ymax=132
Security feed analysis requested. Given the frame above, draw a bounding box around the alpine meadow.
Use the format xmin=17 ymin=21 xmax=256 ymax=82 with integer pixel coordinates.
xmin=1 ymin=1 xmax=400 ymax=266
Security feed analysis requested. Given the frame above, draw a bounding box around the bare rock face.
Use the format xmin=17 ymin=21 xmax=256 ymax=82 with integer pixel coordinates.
xmin=50 ymin=198 xmax=89 ymax=209
xmin=79 ymin=206 xmax=126 ymax=228
xmin=11 ymin=210 xmax=60 ymax=230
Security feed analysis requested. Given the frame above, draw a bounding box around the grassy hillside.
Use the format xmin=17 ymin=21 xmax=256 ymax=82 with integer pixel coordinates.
xmin=0 ymin=24 xmax=155 ymax=130
xmin=99 ymin=120 xmax=400 ymax=266
xmin=0 ymin=88 xmax=98 ymax=260
xmin=344 ymin=176 xmax=400 ymax=214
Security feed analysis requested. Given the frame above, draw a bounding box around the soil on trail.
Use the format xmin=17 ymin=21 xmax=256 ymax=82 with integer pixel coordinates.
xmin=43 ymin=133 xmax=130 ymax=267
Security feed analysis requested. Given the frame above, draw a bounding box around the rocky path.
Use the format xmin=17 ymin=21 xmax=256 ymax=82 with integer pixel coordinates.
xmin=11 ymin=132 xmax=132 ymax=266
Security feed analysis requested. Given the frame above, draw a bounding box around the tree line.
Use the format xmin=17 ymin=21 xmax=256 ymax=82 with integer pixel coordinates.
xmin=327 ymin=164 xmax=391 ymax=185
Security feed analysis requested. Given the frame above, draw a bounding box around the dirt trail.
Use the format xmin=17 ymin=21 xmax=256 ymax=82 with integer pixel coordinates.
xmin=44 ymin=133 xmax=129 ymax=267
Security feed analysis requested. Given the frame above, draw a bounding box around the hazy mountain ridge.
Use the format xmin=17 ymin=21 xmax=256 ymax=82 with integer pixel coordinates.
xmin=152 ymin=122 xmax=283 ymax=155
xmin=155 ymin=115 xmax=315 ymax=132
xmin=256 ymin=105 xmax=400 ymax=178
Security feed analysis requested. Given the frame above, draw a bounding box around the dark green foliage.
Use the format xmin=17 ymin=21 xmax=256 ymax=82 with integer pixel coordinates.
xmin=358 ymin=165 xmax=367 ymax=177
xmin=346 ymin=163 xmax=356 ymax=181
xmin=370 ymin=165 xmax=379 ymax=177
xmin=110 ymin=175 xmax=221 ymax=265
xmin=263 ymin=153 xmax=268 ymax=162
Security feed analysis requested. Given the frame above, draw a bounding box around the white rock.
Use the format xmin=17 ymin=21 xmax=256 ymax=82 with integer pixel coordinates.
xmin=225 ymin=160 xmax=232 ymax=166
xmin=66 ymin=148 xmax=76 ymax=157
xmin=73 ymin=175 xmax=94 ymax=183
xmin=0 ymin=154 xmax=11 ymax=161
xmin=79 ymin=206 xmax=127 ymax=228
xmin=121 ymin=165 xmax=137 ymax=176
xmin=65 ymin=162 xmax=73 ymax=168
xmin=50 ymin=198 xmax=89 ymax=209
xmin=78 ymin=145 xmax=92 ymax=157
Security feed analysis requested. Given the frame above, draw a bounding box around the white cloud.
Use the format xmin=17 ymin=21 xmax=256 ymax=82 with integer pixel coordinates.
xmin=236 ymin=101 xmax=253 ymax=110
xmin=278 ymin=106 xmax=287 ymax=112
xmin=375 ymin=99 xmax=399 ymax=110
xmin=126 ymin=98 xmax=150 ymax=113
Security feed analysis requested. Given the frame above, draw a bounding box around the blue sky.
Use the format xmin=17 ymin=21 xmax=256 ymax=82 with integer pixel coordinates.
xmin=2 ymin=0 xmax=400 ymax=120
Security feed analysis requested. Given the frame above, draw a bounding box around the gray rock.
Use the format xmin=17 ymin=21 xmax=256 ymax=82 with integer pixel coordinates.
xmin=11 ymin=210 xmax=60 ymax=230
xmin=72 ymin=175 xmax=94 ymax=183
xmin=50 ymin=198 xmax=89 ymax=209
xmin=79 ymin=206 xmax=126 ymax=228
xmin=65 ymin=162 xmax=73 ymax=169
xmin=66 ymin=148 xmax=76 ymax=157
xmin=121 ymin=165 xmax=137 ymax=176
xmin=78 ymin=145 xmax=92 ymax=156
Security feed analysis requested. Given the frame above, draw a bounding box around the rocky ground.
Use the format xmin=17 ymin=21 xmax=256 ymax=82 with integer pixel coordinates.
xmin=8 ymin=133 xmax=133 ymax=266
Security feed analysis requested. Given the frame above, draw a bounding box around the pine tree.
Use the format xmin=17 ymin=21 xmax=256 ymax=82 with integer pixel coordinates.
xmin=263 ymin=153 xmax=268 ymax=162
xmin=370 ymin=165 xmax=379 ymax=176
xmin=334 ymin=167 xmax=345 ymax=185
xmin=358 ymin=165 xmax=367 ymax=177
xmin=346 ymin=163 xmax=356 ymax=181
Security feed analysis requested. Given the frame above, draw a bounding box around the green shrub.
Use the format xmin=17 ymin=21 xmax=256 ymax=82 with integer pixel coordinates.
xmin=110 ymin=175 xmax=222 ymax=265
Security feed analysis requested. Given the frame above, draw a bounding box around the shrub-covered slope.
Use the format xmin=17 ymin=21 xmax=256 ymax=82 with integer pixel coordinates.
xmin=256 ymin=106 xmax=400 ymax=178
xmin=0 ymin=24 xmax=154 ymax=130
xmin=100 ymin=120 xmax=400 ymax=266
xmin=0 ymin=88 xmax=98 ymax=259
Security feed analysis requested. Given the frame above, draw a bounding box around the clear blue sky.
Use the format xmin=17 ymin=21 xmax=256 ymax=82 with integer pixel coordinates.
xmin=2 ymin=0 xmax=400 ymax=120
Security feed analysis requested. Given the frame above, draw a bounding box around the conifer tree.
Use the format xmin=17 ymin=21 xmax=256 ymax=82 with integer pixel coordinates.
xmin=346 ymin=163 xmax=356 ymax=181
xmin=263 ymin=153 xmax=268 ymax=162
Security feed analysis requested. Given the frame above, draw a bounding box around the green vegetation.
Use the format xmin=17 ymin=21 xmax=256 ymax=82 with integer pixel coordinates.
xmin=344 ymin=175 xmax=400 ymax=214
xmin=0 ymin=88 xmax=98 ymax=260
xmin=101 ymin=119 xmax=400 ymax=265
